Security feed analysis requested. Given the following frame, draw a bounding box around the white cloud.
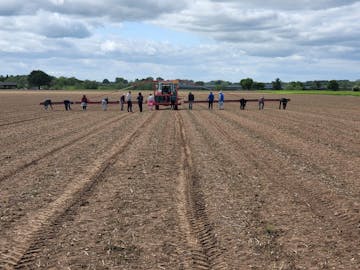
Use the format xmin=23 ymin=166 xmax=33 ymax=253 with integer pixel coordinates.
xmin=0 ymin=0 xmax=359 ymax=81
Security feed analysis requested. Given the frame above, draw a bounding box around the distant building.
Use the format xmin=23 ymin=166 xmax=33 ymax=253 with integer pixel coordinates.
xmin=0 ymin=82 xmax=17 ymax=89
xmin=264 ymin=83 xmax=273 ymax=90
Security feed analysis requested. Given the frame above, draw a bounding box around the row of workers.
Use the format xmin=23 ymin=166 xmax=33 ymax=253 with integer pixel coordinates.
xmin=188 ymin=92 xmax=289 ymax=110
xmin=43 ymin=92 xmax=289 ymax=111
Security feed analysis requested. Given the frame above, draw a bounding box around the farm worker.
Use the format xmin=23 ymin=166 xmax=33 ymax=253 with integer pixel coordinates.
xmin=137 ymin=92 xmax=144 ymax=112
xmin=170 ymin=94 xmax=177 ymax=110
xmin=43 ymin=99 xmax=53 ymax=110
xmin=218 ymin=91 xmax=224 ymax=110
xmin=126 ymin=91 xmax=133 ymax=112
xmin=101 ymin=97 xmax=108 ymax=111
xmin=188 ymin=92 xmax=194 ymax=110
xmin=120 ymin=94 xmax=125 ymax=111
xmin=147 ymin=94 xmax=154 ymax=110
xmin=64 ymin=99 xmax=72 ymax=111
xmin=81 ymin=95 xmax=88 ymax=111
xmin=279 ymin=98 xmax=289 ymax=110
xmin=258 ymin=96 xmax=265 ymax=110
xmin=208 ymin=91 xmax=214 ymax=109
xmin=240 ymin=98 xmax=247 ymax=110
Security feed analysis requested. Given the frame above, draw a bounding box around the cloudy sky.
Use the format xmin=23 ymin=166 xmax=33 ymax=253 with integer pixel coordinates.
xmin=1 ymin=0 xmax=360 ymax=82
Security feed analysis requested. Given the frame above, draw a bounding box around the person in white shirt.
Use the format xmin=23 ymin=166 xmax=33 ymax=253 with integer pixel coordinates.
xmin=101 ymin=97 xmax=108 ymax=111
xmin=126 ymin=91 xmax=133 ymax=112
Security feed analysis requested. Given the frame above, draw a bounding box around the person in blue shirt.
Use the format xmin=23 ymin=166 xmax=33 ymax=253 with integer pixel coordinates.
xmin=218 ymin=91 xmax=224 ymax=110
xmin=208 ymin=91 xmax=214 ymax=109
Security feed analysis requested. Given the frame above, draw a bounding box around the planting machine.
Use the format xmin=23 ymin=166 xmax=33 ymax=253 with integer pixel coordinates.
xmin=153 ymin=80 xmax=180 ymax=110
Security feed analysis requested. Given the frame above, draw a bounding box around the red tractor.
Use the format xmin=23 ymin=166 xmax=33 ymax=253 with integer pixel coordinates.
xmin=153 ymin=80 xmax=180 ymax=110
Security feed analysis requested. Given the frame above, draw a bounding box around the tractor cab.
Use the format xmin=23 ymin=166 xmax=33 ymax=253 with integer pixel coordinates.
xmin=154 ymin=80 xmax=180 ymax=110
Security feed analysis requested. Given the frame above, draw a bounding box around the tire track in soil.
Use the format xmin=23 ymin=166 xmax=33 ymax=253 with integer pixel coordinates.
xmin=36 ymin=111 xmax=185 ymax=269
xmin=0 ymin=112 xmax=92 ymax=147
xmin=197 ymin=109 xmax=360 ymax=266
xmin=0 ymin=113 xmax=131 ymax=183
xmin=184 ymin=110 xmax=296 ymax=268
xmin=210 ymin=109 xmax=360 ymax=226
xmin=0 ymin=109 xmax=75 ymax=127
xmin=0 ymin=116 xmax=51 ymax=127
xmin=175 ymin=112 xmax=227 ymax=270
xmin=0 ymin=113 xmax=155 ymax=270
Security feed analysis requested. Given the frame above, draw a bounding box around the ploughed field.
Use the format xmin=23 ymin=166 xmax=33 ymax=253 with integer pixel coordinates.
xmin=0 ymin=90 xmax=359 ymax=269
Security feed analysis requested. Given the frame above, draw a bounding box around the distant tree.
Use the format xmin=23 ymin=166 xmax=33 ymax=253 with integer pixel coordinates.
xmin=11 ymin=75 xmax=28 ymax=89
xmin=0 ymin=75 xmax=28 ymax=88
xmin=83 ymin=80 xmax=98 ymax=89
xmin=214 ymin=85 xmax=224 ymax=91
xmin=240 ymin=78 xmax=254 ymax=90
xmin=51 ymin=76 xmax=83 ymax=89
xmin=327 ymin=80 xmax=339 ymax=91
xmin=214 ymin=80 xmax=221 ymax=85
xmin=102 ymin=78 xmax=110 ymax=84
xmin=253 ymin=82 xmax=265 ymax=90
xmin=115 ymin=77 xmax=128 ymax=84
xmin=337 ymin=80 xmax=352 ymax=90
xmin=353 ymin=81 xmax=360 ymax=91
xmin=314 ymin=80 xmax=322 ymax=90
xmin=67 ymin=77 xmax=82 ymax=86
xmin=195 ymin=81 xmax=205 ymax=86
xmin=287 ymin=81 xmax=304 ymax=90
xmin=272 ymin=78 xmax=282 ymax=90
xmin=28 ymin=70 xmax=53 ymax=89
xmin=156 ymin=77 xmax=164 ymax=81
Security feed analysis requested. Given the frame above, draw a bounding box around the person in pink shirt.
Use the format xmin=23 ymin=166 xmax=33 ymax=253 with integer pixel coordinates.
xmin=147 ymin=93 xmax=154 ymax=110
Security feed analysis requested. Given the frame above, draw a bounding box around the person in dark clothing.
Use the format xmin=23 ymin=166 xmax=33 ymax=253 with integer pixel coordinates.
xmin=64 ymin=99 xmax=72 ymax=111
xmin=258 ymin=96 xmax=265 ymax=110
xmin=188 ymin=92 xmax=194 ymax=110
xmin=120 ymin=94 xmax=125 ymax=111
xmin=240 ymin=98 xmax=247 ymax=110
xmin=43 ymin=99 xmax=53 ymax=110
xmin=137 ymin=92 xmax=144 ymax=112
xmin=81 ymin=95 xmax=88 ymax=111
xmin=44 ymin=99 xmax=53 ymax=110
xmin=170 ymin=94 xmax=177 ymax=110
xmin=208 ymin=92 xmax=214 ymax=109
xmin=279 ymin=98 xmax=289 ymax=110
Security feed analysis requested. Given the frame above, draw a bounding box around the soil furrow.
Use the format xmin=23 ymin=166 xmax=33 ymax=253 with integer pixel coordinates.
xmin=175 ymin=112 xmax=226 ymax=270
xmin=0 ymin=112 xmax=154 ymax=270
xmin=1 ymin=91 xmax=359 ymax=269
xmin=235 ymin=110 xmax=359 ymax=157
xmin=0 ymin=116 xmax=50 ymax=127
xmin=24 ymin=111 xmax=187 ymax=269
xmin=0 ymin=113 xmax=131 ymax=183
xmin=184 ymin=110 xmax=296 ymax=268
xmin=207 ymin=106 xmax=360 ymax=196
xmin=194 ymin=108 xmax=360 ymax=268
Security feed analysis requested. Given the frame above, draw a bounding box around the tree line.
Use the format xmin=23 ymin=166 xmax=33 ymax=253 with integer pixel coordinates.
xmin=0 ymin=70 xmax=359 ymax=91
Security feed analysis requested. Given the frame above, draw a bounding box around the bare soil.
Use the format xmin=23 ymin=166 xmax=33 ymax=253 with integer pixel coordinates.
xmin=0 ymin=90 xmax=359 ymax=269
